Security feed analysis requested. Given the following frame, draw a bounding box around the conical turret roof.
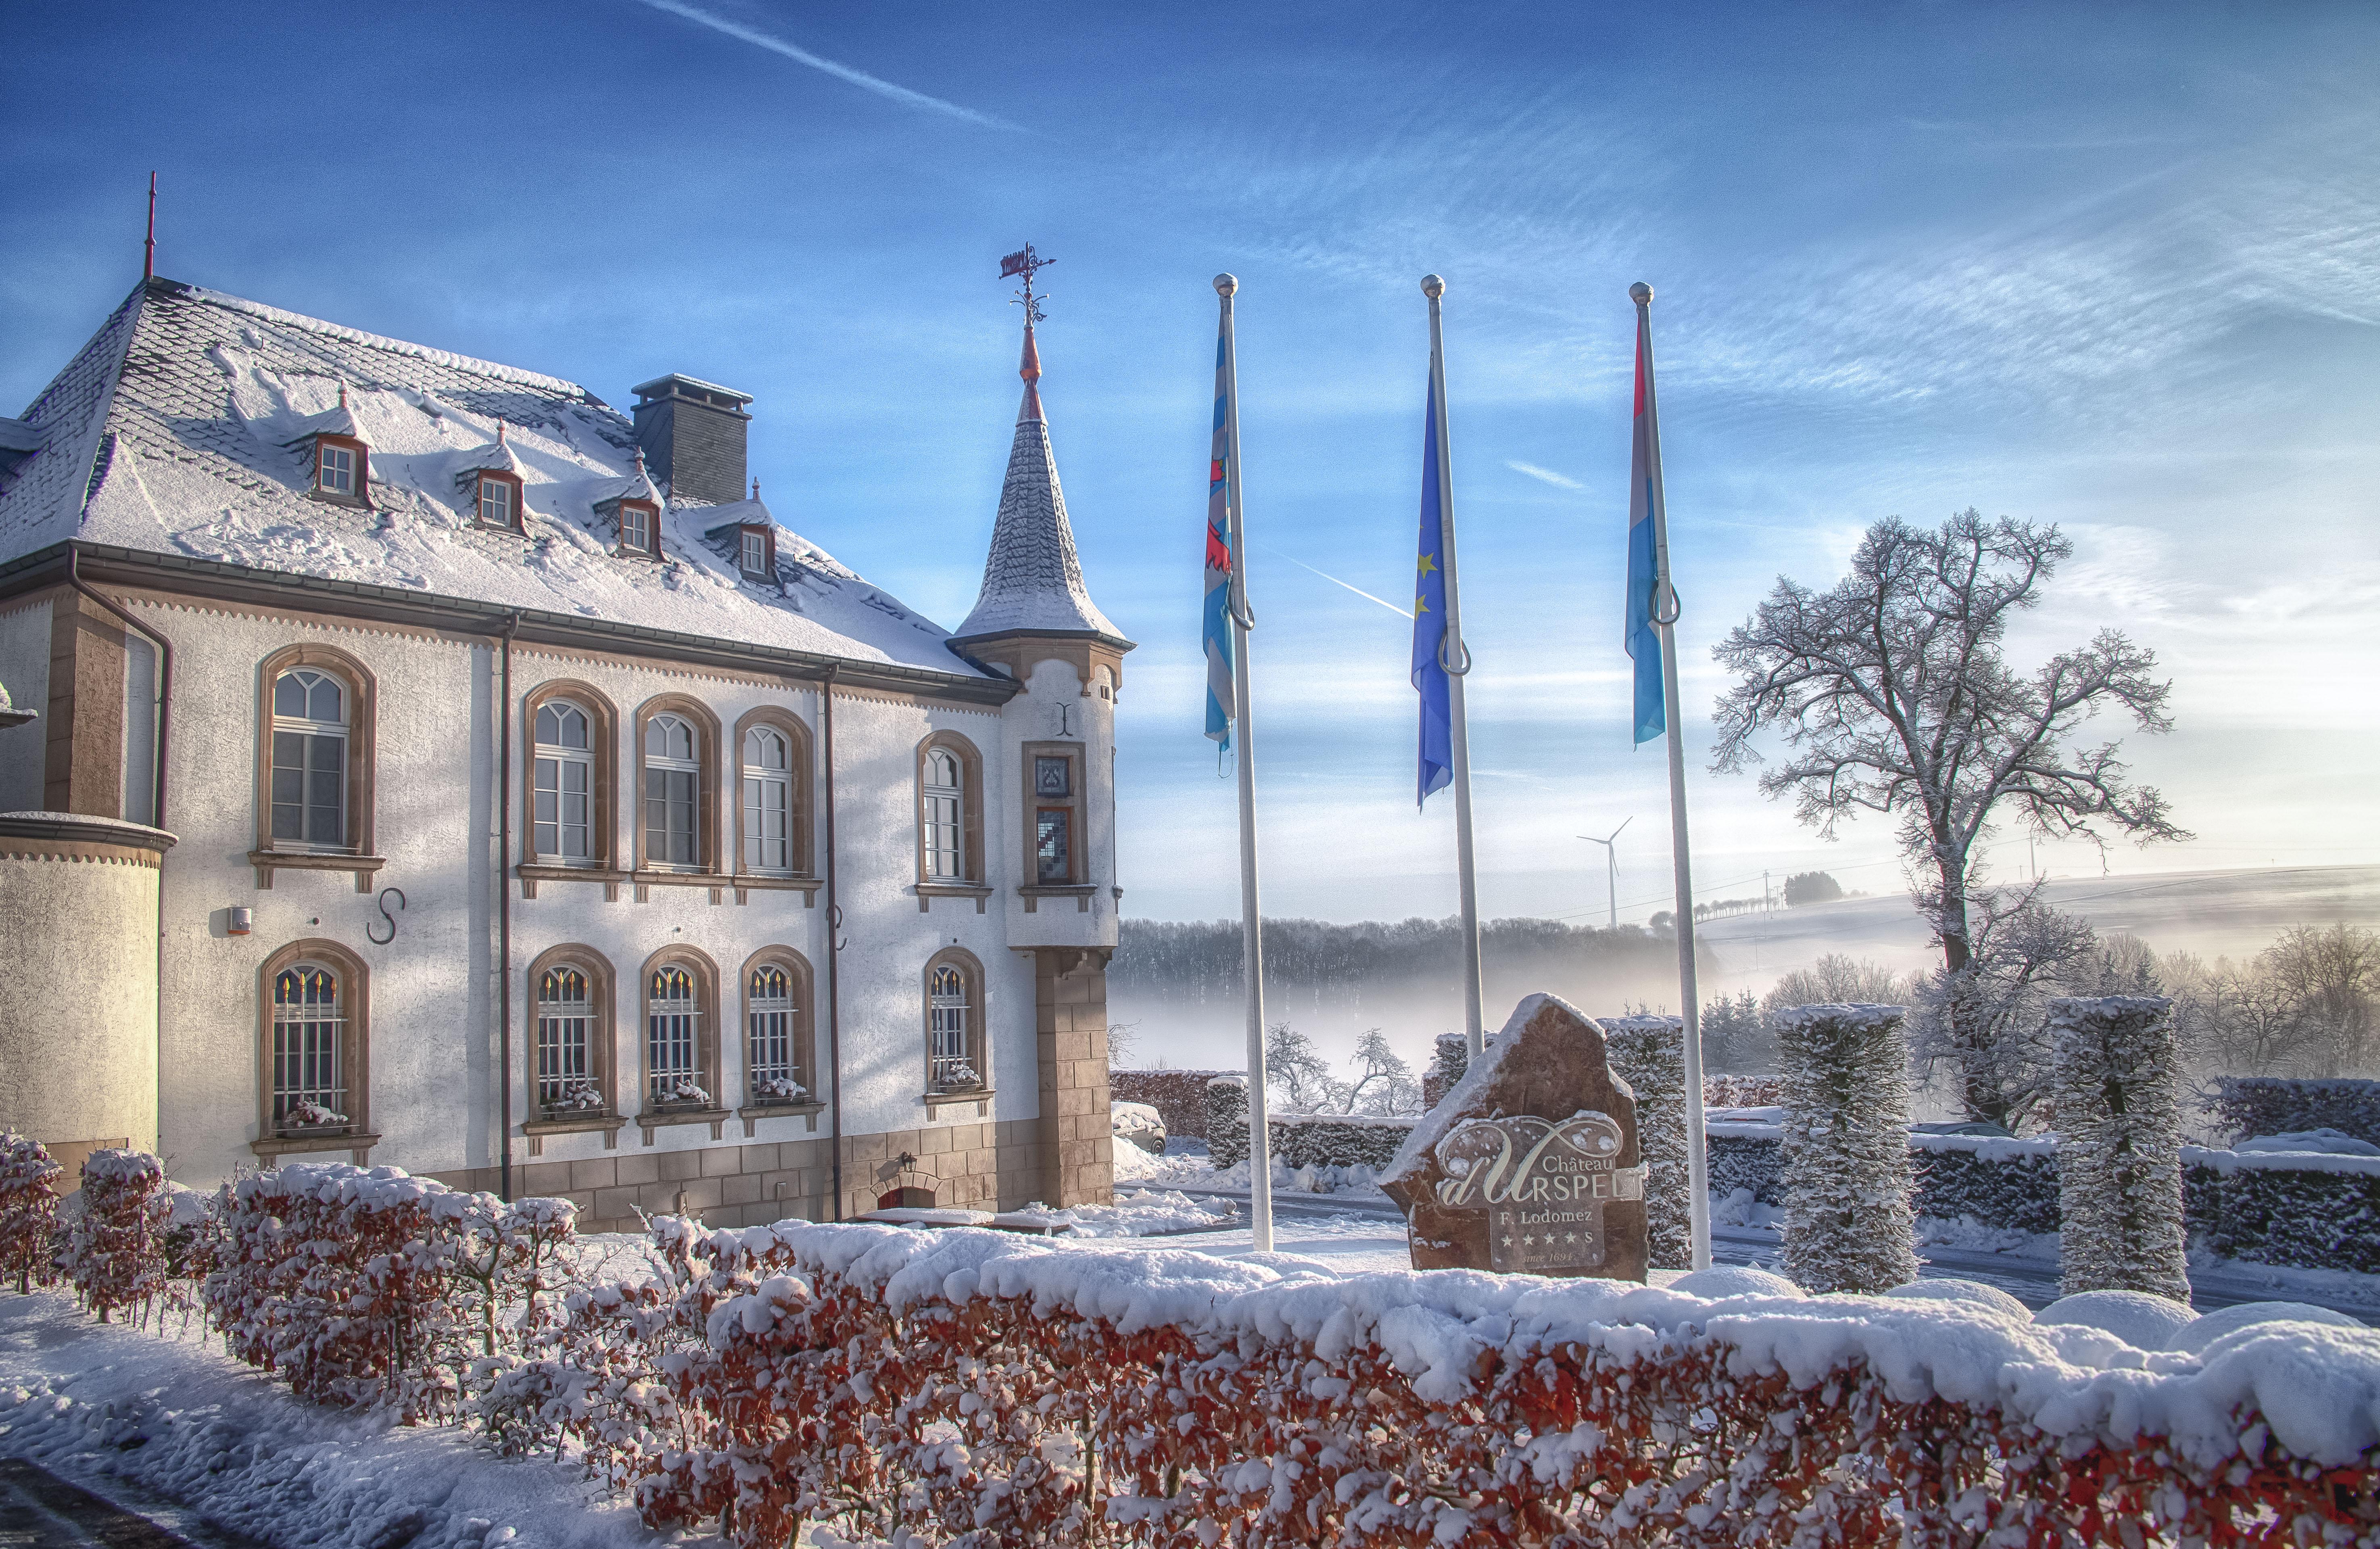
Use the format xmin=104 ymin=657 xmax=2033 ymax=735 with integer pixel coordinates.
xmin=952 ymin=322 xmax=1122 ymax=644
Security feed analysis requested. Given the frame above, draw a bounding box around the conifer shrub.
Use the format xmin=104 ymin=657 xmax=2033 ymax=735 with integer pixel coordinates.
xmin=1775 ymin=1002 xmax=1920 ymax=1293
xmin=2051 ymin=994 xmax=2190 ymax=1301
xmin=1601 ymin=1014 xmax=1691 ymax=1270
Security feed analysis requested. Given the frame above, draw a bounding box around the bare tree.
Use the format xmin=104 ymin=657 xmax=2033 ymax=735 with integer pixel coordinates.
xmin=1713 ymin=511 xmax=2188 ymax=1125
xmin=2261 ymin=924 xmax=2380 ymax=1077
xmin=1263 ymin=1022 xmax=1342 ymax=1111
xmin=1910 ymin=887 xmax=2102 ymax=1128
xmin=1761 ymin=954 xmax=1919 ymax=1018
xmin=1341 ymin=1029 xmax=1420 ymax=1115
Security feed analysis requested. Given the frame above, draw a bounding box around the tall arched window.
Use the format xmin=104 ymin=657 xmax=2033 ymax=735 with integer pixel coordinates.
xmin=747 ymin=962 xmax=800 ymax=1101
xmin=534 ymin=700 xmax=595 ymax=863
xmin=742 ymin=726 xmax=793 ymax=874
xmin=923 ymin=749 xmax=964 ymax=880
xmin=271 ymin=669 xmax=349 ymax=848
xmin=644 ymin=712 xmax=702 ymax=868
xmin=647 ymin=963 xmax=704 ymax=1105
xmin=272 ymin=962 xmax=349 ymax=1129
xmin=925 ymin=951 xmax=984 ymax=1094
xmin=536 ymin=965 xmax=600 ymax=1113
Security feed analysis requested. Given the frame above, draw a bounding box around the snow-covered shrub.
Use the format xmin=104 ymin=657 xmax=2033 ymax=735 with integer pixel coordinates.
xmin=0 ymin=1133 xmax=62 ymax=1294
xmin=545 ymin=1079 xmax=608 ymax=1113
xmin=1422 ymin=1032 xmax=1470 ymax=1107
xmin=2051 ymin=995 xmax=2190 ymax=1301
xmin=1601 ymin=1014 xmax=1691 ymax=1270
xmin=2205 ymin=1077 xmax=2380 ymax=1149
xmin=1911 ymin=1133 xmax=2061 ymax=1233
xmin=282 ymin=1100 xmax=349 ymax=1129
xmin=1707 ymin=1130 xmax=1785 ymax=1204
xmin=200 ymin=1162 xmax=580 ymax=1422
xmin=749 ymin=1075 xmax=807 ymax=1104
xmin=1775 ymin=1003 xmax=1919 ymax=1293
xmin=1205 ymin=1074 xmax=1249 ymax=1166
xmin=60 ymin=1149 xmax=171 ymax=1324
xmin=1268 ymin=1112 xmax=1412 ymax=1171
xmin=652 ymin=1078 xmax=712 ymax=1107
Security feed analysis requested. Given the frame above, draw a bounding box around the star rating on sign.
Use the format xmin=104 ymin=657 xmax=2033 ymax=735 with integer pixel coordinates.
xmin=1500 ymin=1234 xmax=1514 ymax=1247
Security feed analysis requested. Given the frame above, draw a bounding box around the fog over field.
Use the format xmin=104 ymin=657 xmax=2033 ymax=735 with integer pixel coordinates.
xmin=1111 ymin=864 xmax=2380 ymax=1077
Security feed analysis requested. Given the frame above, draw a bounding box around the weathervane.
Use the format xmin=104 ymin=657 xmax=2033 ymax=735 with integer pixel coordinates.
xmin=999 ymin=243 xmax=1054 ymax=324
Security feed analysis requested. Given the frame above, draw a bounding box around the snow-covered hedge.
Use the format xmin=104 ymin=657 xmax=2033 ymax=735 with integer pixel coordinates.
xmin=2207 ymin=1077 xmax=2380 ymax=1149
xmin=1203 ymin=1076 xmax=1413 ymax=1171
xmin=2052 ymin=995 xmax=2190 ymax=1301
xmin=585 ymin=1217 xmax=2380 ymax=1547
xmin=1776 ymin=1003 xmax=1919 ymax=1293
xmin=1911 ymin=1132 xmax=2063 ymax=1234
xmin=198 ymin=1161 xmax=578 ymax=1421
xmin=60 ymin=1149 xmax=170 ymax=1325
xmin=2186 ymin=1147 xmax=2380 ymax=1275
xmin=0 ymin=1132 xmax=61 ymax=1294
xmin=1601 ymin=1015 xmax=1691 ymax=1270
xmin=1109 ymin=1069 xmax=1233 ymax=1141
xmin=1706 ymin=1072 xmax=1785 ymax=1107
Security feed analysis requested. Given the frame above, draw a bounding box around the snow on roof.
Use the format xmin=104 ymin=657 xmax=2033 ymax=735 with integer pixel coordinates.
xmin=952 ymin=323 xmax=1123 ymax=644
xmin=0 ymin=280 xmax=993 ymax=682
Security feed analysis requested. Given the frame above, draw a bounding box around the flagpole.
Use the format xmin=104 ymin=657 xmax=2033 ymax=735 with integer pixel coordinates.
xmin=1215 ymin=274 xmax=1274 ymax=1253
xmin=1422 ymin=274 xmax=1488 ymax=1058
xmin=1631 ymin=280 xmax=1712 ymax=1272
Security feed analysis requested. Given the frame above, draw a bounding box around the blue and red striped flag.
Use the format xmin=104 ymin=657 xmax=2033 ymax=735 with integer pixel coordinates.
xmin=1203 ymin=322 xmax=1237 ymax=748
xmin=1625 ymin=307 xmax=1665 ymax=745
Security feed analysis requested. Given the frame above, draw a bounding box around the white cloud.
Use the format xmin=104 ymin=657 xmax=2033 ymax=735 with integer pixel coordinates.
xmin=1506 ymin=460 xmax=1582 ymax=489
xmin=631 ymin=0 xmax=1019 ymax=130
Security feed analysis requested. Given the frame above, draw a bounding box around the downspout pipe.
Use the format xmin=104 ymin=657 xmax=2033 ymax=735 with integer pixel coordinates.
xmin=65 ymin=546 xmax=171 ymax=826
xmin=820 ymin=665 xmax=844 ymax=1221
xmin=497 ymin=612 xmax=521 ymax=1202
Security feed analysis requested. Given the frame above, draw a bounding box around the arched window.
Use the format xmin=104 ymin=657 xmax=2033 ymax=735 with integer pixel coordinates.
xmin=925 ymin=951 xmax=985 ymax=1094
xmin=742 ymin=726 xmax=793 ymax=874
xmin=644 ymin=712 xmax=702 ymax=869
xmin=271 ymin=668 xmax=349 ymax=848
xmin=745 ymin=955 xmax=811 ymax=1104
xmin=534 ymin=700 xmax=596 ymax=863
xmin=272 ymin=962 xmax=349 ymax=1129
xmin=647 ymin=963 xmax=705 ymax=1105
xmin=536 ymin=965 xmax=600 ymax=1114
xmin=923 ymin=748 xmax=965 ymax=879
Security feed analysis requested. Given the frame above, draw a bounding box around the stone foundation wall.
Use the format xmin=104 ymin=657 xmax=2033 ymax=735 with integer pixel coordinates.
xmin=432 ymin=1117 xmax=1058 ymax=1235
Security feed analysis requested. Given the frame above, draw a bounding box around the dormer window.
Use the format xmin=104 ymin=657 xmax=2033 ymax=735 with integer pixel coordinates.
xmin=311 ymin=434 xmax=370 ymax=507
xmin=739 ymin=527 xmax=770 ymax=578
xmin=477 ymin=475 xmax=514 ymax=528
xmin=618 ymin=501 xmax=658 ymax=558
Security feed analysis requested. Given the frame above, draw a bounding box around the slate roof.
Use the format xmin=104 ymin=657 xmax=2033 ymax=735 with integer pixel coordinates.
xmin=952 ymin=322 xmax=1125 ymax=644
xmin=0 ymin=279 xmax=990 ymax=681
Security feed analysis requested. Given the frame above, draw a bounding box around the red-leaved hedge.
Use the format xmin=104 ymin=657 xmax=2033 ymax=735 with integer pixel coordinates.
xmin=553 ymin=1219 xmax=2380 ymax=1548
xmin=0 ymin=1132 xmax=61 ymax=1294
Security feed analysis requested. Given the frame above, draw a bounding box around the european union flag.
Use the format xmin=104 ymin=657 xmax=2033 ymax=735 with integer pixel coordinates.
xmin=1411 ymin=374 xmax=1453 ymax=806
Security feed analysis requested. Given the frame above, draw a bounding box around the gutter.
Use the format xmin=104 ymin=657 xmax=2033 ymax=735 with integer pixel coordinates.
xmin=0 ymin=542 xmax=1019 ymax=709
xmin=497 ymin=612 xmax=521 ymax=1202
xmin=821 ymin=664 xmax=845 ymax=1222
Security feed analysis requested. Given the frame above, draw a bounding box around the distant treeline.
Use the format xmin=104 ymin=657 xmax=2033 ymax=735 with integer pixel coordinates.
xmin=1112 ymin=916 xmax=1706 ymax=1021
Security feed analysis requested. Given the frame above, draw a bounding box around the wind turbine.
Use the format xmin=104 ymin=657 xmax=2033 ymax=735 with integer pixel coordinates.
xmin=1578 ymin=817 xmax=1633 ymax=929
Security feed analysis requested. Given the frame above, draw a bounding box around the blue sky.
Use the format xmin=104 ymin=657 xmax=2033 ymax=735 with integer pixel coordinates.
xmin=5 ymin=1 xmax=2376 ymax=925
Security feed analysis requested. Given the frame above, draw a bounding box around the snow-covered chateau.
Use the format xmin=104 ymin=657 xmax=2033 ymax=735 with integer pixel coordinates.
xmin=0 ymin=274 xmax=1130 ymax=1229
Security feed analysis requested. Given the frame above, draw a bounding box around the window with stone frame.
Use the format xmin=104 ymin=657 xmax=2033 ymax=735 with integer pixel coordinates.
xmin=925 ymin=950 xmax=985 ymax=1094
xmin=536 ymin=964 xmax=600 ymax=1114
xmin=916 ymin=732 xmax=984 ymax=886
xmin=744 ymin=951 xmax=812 ymax=1106
xmin=257 ymin=939 xmax=368 ymax=1142
xmin=741 ymin=725 xmax=795 ymax=874
xmin=1022 ymin=742 xmax=1087 ymax=886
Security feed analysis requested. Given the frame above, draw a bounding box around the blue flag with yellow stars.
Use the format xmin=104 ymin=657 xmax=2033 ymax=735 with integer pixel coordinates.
xmin=1411 ymin=373 xmax=1453 ymax=807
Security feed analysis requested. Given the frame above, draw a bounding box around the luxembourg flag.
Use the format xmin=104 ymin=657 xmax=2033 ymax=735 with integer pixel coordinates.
xmin=1625 ymin=305 xmax=1665 ymax=745
xmin=1203 ymin=322 xmax=1237 ymax=749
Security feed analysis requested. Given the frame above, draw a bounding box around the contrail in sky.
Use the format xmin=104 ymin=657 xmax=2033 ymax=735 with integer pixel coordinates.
xmin=1506 ymin=460 xmax=1583 ymax=489
xmin=1255 ymin=544 xmax=1413 ymax=619
xmin=633 ymin=0 xmax=1019 ymax=130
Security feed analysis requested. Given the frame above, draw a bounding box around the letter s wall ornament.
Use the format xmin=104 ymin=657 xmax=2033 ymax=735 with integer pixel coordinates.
xmin=366 ymin=886 xmax=406 ymax=945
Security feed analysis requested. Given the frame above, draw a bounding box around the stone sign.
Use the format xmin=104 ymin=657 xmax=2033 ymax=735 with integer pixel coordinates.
xmin=1379 ymin=994 xmax=1647 ymax=1281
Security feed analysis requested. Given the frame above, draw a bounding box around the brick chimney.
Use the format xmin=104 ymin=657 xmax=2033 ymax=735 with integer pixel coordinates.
xmin=630 ymin=374 xmax=752 ymax=507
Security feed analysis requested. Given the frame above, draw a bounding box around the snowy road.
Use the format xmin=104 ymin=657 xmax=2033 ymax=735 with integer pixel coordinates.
xmin=0 ymin=1457 xmax=262 ymax=1549
xmin=1127 ymin=1184 xmax=2379 ymax=1321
